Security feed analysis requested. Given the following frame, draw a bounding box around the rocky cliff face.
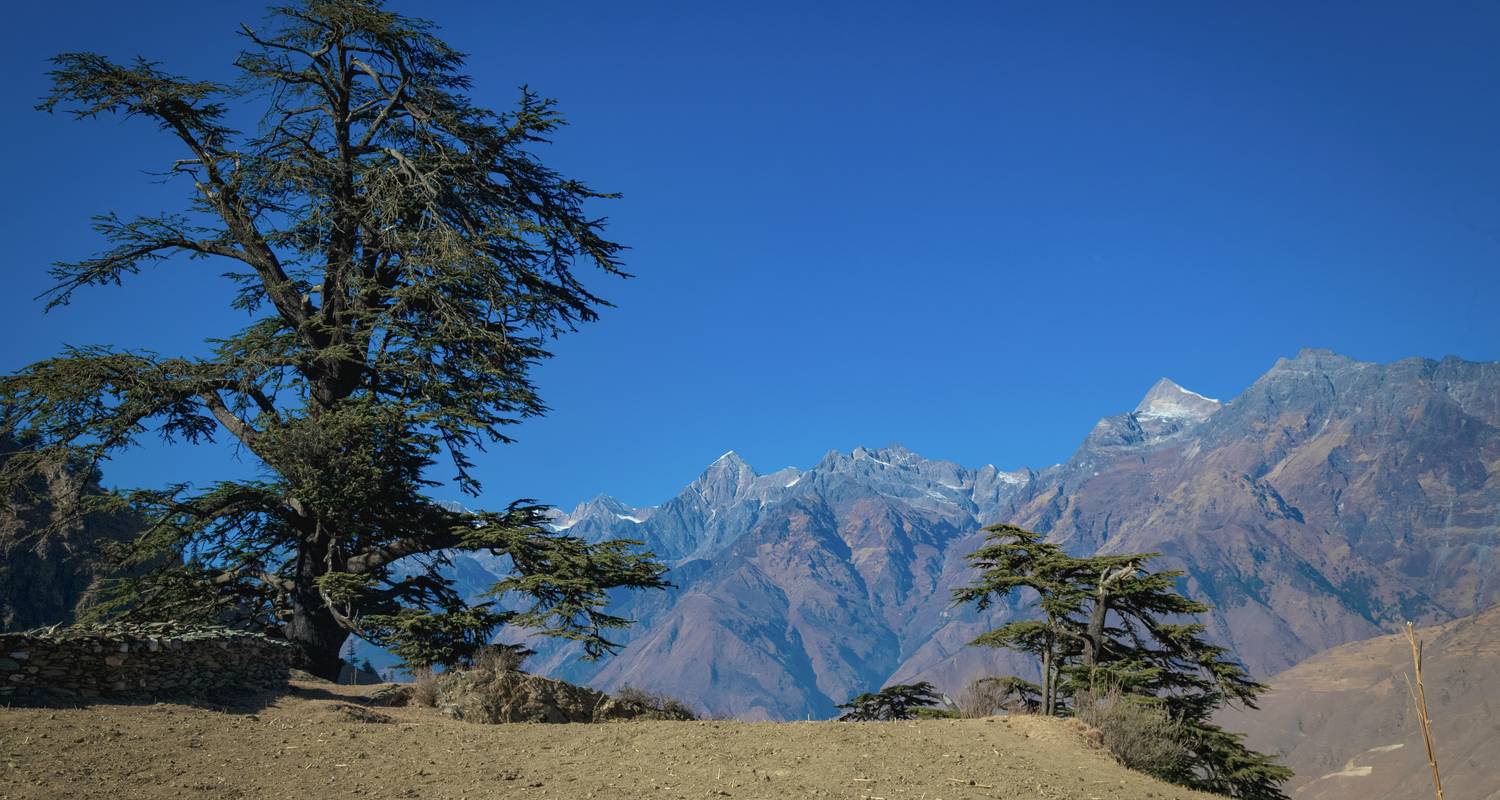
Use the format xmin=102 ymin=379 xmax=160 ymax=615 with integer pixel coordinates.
xmin=1006 ymin=350 xmax=1498 ymax=676
xmin=404 ymin=349 xmax=1500 ymax=721
xmin=0 ymin=437 xmax=141 ymax=632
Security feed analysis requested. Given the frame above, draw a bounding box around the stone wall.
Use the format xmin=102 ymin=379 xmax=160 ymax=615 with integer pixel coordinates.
xmin=0 ymin=622 xmax=293 ymax=702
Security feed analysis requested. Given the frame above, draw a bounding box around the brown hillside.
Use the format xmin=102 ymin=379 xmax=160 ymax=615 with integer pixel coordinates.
xmin=1221 ymin=605 xmax=1500 ymax=800
xmin=0 ymin=680 xmax=1218 ymax=800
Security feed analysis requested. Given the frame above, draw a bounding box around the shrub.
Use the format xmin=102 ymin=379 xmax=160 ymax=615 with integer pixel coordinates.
xmin=958 ymin=675 xmax=1041 ymax=717
xmin=613 ymin=684 xmax=698 ymax=720
xmin=837 ymin=681 xmax=942 ymax=721
xmin=410 ymin=667 xmax=441 ymax=708
xmin=471 ymin=643 xmax=532 ymax=674
xmin=1072 ymin=687 xmax=1192 ymax=780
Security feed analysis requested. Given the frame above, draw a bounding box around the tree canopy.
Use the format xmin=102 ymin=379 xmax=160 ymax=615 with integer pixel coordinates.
xmin=1 ymin=0 xmax=667 ymax=679
xmin=953 ymin=524 xmax=1291 ymax=800
xmin=836 ymin=682 xmax=942 ymax=722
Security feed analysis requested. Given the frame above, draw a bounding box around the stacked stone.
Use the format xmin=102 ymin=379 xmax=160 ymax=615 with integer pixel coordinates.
xmin=0 ymin=622 xmax=294 ymax=701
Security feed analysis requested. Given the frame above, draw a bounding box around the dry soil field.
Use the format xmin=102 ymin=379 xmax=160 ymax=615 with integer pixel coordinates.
xmin=1 ymin=680 xmax=1216 ymax=800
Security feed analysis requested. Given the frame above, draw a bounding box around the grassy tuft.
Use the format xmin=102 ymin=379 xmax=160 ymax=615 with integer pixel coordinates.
xmin=410 ymin=667 xmax=441 ymax=708
xmin=1072 ymin=687 xmax=1191 ymax=780
xmin=614 ymin=684 xmax=698 ymax=720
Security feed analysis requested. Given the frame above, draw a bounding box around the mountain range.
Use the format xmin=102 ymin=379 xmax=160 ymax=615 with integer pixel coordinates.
xmin=405 ymin=348 xmax=1500 ymax=721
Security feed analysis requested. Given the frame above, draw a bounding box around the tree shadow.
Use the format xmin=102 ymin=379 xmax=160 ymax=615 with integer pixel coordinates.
xmin=3 ymin=677 xmax=389 ymax=714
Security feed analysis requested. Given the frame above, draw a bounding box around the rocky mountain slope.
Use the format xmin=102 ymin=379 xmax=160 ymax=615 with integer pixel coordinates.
xmin=1222 ymin=604 xmax=1500 ymax=800
xmin=433 ymin=349 xmax=1500 ymax=721
xmin=0 ymin=436 xmax=141 ymax=632
xmin=1003 ymin=349 xmax=1499 ymax=677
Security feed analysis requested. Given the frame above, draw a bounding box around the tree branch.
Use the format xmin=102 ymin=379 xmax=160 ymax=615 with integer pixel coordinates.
xmin=344 ymin=530 xmax=461 ymax=575
xmin=198 ymin=389 xmax=261 ymax=445
xmin=211 ymin=565 xmax=295 ymax=594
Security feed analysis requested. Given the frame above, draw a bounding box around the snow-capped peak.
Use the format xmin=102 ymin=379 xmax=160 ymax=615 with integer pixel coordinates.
xmin=545 ymin=494 xmax=650 ymax=531
xmin=1134 ymin=378 xmax=1222 ymax=422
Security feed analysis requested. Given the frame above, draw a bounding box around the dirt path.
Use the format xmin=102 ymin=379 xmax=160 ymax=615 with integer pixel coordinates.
xmin=1 ymin=681 xmax=1214 ymax=800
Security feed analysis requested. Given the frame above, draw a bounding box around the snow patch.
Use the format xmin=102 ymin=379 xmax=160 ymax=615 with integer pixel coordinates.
xmin=1137 ymin=404 xmax=1207 ymax=421
xmin=923 ymin=489 xmax=952 ymax=502
xmin=1135 ymin=379 xmax=1222 ymax=423
xmin=1177 ymin=386 xmax=1220 ymax=403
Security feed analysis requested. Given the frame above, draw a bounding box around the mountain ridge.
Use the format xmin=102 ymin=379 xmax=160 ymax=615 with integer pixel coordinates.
xmin=411 ymin=348 xmax=1500 ymax=721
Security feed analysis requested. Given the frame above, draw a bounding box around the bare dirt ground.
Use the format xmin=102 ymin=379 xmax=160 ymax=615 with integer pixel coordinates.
xmin=1 ymin=680 xmax=1214 ymax=800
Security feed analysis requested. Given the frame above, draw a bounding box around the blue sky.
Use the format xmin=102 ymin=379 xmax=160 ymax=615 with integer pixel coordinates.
xmin=2 ymin=1 xmax=1498 ymax=510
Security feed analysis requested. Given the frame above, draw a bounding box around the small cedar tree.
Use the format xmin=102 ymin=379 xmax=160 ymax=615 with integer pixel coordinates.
xmin=953 ymin=523 xmax=1292 ymax=800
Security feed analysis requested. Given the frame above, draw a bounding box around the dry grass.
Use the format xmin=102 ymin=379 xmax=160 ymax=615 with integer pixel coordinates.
xmin=471 ymin=644 xmax=530 ymax=674
xmin=1404 ymin=621 xmax=1445 ymax=800
xmin=409 ymin=667 xmax=440 ymax=708
xmin=613 ymin=684 xmax=699 ymax=720
xmin=959 ymin=676 xmax=1011 ymax=718
xmin=0 ymin=679 xmax=1223 ymax=800
xmin=957 ymin=675 xmax=1040 ymax=718
xmin=1072 ymin=687 xmax=1191 ymax=781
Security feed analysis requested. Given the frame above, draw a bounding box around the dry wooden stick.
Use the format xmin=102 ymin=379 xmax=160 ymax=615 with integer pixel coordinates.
xmin=1403 ymin=621 xmax=1444 ymax=800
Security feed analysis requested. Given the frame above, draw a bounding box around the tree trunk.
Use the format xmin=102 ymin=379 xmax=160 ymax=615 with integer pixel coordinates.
xmin=284 ymin=595 xmax=346 ymax=681
xmin=1084 ymin=565 xmax=1133 ymax=673
xmin=1041 ymin=648 xmax=1053 ymax=716
xmin=1042 ymin=621 xmax=1056 ymax=717
xmin=1082 ymin=589 xmax=1108 ymax=669
xmin=284 ymin=536 xmax=345 ymax=681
